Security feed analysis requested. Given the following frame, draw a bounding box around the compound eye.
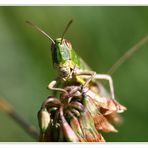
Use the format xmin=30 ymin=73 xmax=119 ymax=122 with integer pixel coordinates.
xmin=64 ymin=40 xmax=72 ymax=49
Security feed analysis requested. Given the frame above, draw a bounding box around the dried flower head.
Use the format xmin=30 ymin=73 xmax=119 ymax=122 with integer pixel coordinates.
xmin=38 ymin=84 xmax=126 ymax=142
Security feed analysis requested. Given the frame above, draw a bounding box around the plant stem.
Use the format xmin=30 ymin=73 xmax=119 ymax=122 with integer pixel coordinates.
xmin=0 ymin=97 xmax=39 ymax=141
xmin=108 ymin=35 xmax=148 ymax=75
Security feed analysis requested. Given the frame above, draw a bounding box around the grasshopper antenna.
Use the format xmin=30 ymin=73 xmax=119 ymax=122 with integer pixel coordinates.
xmin=61 ymin=19 xmax=73 ymax=43
xmin=108 ymin=35 xmax=148 ymax=75
xmin=26 ymin=20 xmax=55 ymax=44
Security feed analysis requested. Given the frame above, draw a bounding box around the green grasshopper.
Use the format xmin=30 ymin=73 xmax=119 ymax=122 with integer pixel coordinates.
xmin=26 ymin=20 xmax=115 ymax=100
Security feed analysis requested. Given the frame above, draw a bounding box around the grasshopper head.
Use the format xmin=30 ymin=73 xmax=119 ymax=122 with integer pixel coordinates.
xmin=51 ymin=38 xmax=75 ymax=80
xmin=26 ymin=20 xmax=77 ymax=80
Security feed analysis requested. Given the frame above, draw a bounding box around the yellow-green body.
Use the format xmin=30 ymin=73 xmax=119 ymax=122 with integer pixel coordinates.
xmin=51 ymin=38 xmax=91 ymax=85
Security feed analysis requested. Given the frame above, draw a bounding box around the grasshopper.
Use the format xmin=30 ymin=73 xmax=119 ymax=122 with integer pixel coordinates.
xmin=26 ymin=20 xmax=126 ymax=142
xmin=26 ymin=20 xmax=115 ymax=100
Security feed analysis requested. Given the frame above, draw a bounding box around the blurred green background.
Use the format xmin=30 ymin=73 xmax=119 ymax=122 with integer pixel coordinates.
xmin=0 ymin=6 xmax=148 ymax=142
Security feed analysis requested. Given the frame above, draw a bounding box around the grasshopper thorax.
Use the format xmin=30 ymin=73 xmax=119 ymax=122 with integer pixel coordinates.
xmin=51 ymin=38 xmax=75 ymax=80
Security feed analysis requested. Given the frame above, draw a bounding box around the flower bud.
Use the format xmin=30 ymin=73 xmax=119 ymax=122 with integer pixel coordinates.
xmin=38 ymin=108 xmax=50 ymax=133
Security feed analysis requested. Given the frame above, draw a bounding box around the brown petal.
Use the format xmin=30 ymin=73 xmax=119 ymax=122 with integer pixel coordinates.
xmin=70 ymin=116 xmax=85 ymax=142
xmin=59 ymin=106 xmax=79 ymax=142
xmin=79 ymin=109 xmax=106 ymax=142
xmin=83 ymin=129 xmax=105 ymax=142
xmin=105 ymin=112 xmax=123 ymax=124
xmin=94 ymin=114 xmax=118 ymax=133
xmin=113 ymin=100 xmax=127 ymax=113
xmin=98 ymin=98 xmax=127 ymax=115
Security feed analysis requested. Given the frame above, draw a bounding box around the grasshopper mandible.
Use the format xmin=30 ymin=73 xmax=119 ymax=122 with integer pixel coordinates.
xmin=26 ymin=20 xmax=115 ymax=100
